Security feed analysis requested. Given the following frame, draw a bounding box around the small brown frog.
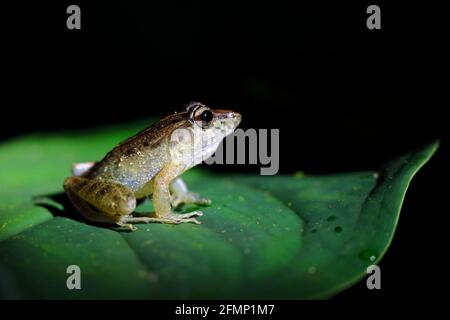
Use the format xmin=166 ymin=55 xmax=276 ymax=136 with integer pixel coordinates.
xmin=64 ymin=102 xmax=241 ymax=230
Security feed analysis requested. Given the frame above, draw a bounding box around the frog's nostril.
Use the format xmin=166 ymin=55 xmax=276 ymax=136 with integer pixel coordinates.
xmin=231 ymin=112 xmax=242 ymax=124
xmin=230 ymin=112 xmax=241 ymax=120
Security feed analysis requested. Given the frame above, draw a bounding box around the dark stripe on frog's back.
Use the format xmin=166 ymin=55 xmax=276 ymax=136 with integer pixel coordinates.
xmin=86 ymin=112 xmax=190 ymax=177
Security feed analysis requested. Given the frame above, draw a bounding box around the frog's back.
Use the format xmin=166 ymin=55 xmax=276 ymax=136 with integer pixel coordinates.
xmin=87 ymin=142 xmax=168 ymax=191
xmin=85 ymin=113 xmax=189 ymax=191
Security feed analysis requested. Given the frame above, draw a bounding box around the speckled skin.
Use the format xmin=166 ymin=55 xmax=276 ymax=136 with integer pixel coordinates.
xmin=86 ymin=113 xmax=187 ymax=193
xmin=63 ymin=102 xmax=241 ymax=230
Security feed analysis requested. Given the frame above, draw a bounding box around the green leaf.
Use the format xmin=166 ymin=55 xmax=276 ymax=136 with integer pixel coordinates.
xmin=0 ymin=122 xmax=438 ymax=299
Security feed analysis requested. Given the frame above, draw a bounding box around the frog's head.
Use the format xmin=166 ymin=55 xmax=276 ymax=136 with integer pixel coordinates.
xmin=171 ymin=102 xmax=241 ymax=164
xmin=184 ymin=101 xmax=241 ymax=136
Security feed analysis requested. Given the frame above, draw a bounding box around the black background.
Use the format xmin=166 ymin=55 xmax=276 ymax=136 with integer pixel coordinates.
xmin=3 ymin=1 xmax=448 ymax=299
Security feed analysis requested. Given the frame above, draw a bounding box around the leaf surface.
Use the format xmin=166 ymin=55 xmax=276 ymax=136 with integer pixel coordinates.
xmin=0 ymin=123 xmax=438 ymax=298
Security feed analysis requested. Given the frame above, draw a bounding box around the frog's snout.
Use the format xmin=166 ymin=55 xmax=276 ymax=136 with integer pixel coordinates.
xmin=230 ymin=111 xmax=241 ymax=122
xmin=213 ymin=109 xmax=242 ymax=130
xmin=223 ymin=110 xmax=242 ymax=126
xmin=226 ymin=111 xmax=242 ymax=129
xmin=231 ymin=111 xmax=241 ymax=127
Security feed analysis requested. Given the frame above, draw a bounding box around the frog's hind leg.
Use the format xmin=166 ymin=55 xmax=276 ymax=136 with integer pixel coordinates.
xmin=65 ymin=187 xmax=118 ymax=224
xmin=63 ymin=176 xmax=136 ymax=225
xmin=170 ymin=177 xmax=211 ymax=207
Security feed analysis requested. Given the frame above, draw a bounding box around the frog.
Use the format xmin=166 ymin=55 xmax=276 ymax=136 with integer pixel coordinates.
xmin=63 ymin=102 xmax=241 ymax=231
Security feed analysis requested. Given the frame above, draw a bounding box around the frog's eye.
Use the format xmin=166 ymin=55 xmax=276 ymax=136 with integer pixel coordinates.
xmin=200 ymin=110 xmax=213 ymax=123
xmin=193 ymin=106 xmax=214 ymax=129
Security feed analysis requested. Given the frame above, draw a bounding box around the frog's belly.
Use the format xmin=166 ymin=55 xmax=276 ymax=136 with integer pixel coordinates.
xmin=88 ymin=160 xmax=162 ymax=194
xmin=108 ymin=164 xmax=161 ymax=193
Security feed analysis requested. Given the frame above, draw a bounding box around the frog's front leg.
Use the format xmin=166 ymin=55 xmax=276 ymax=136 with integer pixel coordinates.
xmin=170 ymin=177 xmax=211 ymax=208
xmin=121 ymin=163 xmax=203 ymax=225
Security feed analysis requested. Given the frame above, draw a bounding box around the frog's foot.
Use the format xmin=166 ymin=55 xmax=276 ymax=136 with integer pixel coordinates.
xmin=171 ymin=192 xmax=211 ymax=208
xmin=157 ymin=211 xmax=203 ymax=225
xmin=120 ymin=211 xmax=203 ymax=225
xmin=113 ymin=223 xmax=137 ymax=232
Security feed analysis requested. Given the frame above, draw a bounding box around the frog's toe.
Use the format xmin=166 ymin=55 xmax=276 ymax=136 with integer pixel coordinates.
xmin=182 ymin=217 xmax=202 ymax=225
xmin=166 ymin=211 xmax=203 ymax=224
xmin=170 ymin=216 xmax=202 ymax=225
xmin=196 ymin=197 xmax=212 ymax=205
xmin=175 ymin=211 xmax=203 ymax=219
xmin=171 ymin=192 xmax=211 ymax=207
xmin=113 ymin=222 xmax=138 ymax=232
